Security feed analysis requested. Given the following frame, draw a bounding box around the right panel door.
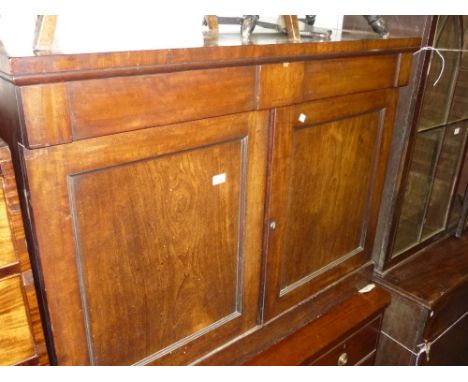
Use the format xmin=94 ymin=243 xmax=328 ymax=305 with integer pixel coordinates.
xmin=263 ymin=89 xmax=397 ymax=320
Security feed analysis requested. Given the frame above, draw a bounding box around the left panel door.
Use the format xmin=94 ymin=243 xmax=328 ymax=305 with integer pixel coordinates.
xmin=22 ymin=111 xmax=268 ymax=365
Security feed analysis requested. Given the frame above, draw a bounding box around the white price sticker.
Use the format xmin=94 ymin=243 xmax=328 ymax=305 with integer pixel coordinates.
xmin=212 ymin=173 xmax=226 ymax=186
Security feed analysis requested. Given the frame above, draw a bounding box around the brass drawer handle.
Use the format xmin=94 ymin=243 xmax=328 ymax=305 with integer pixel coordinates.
xmin=337 ymin=352 xmax=348 ymax=366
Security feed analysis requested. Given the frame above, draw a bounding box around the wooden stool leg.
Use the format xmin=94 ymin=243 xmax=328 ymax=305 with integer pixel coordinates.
xmin=283 ymin=15 xmax=300 ymax=41
xmin=33 ymin=15 xmax=57 ymax=52
xmin=203 ymin=16 xmax=219 ymax=32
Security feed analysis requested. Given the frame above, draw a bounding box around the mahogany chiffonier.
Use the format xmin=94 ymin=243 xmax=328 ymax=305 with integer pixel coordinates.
xmin=0 ymin=32 xmax=420 ymax=365
xmin=0 ymin=138 xmax=48 ymax=365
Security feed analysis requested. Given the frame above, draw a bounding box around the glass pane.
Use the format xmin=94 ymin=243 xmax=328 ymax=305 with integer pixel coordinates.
xmin=419 ymin=17 xmax=462 ymax=130
xmin=422 ymin=123 xmax=468 ymax=239
xmin=392 ymin=128 xmax=444 ymax=256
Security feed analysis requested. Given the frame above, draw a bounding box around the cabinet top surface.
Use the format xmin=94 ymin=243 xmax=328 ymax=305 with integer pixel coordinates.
xmin=381 ymin=234 xmax=468 ymax=307
xmin=0 ymin=31 xmax=421 ymax=85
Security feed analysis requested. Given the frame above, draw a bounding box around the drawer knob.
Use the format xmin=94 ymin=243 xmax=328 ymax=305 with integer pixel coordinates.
xmin=269 ymin=221 xmax=277 ymax=230
xmin=337 ymin=352 xmax=348 ymax=366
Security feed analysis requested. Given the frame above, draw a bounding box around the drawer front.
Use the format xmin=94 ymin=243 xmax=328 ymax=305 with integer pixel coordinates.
xmin=422 ymin=312 xmax=468 ymax=365
xmin=303 ymin=54 xmax=399 ymax=101
xmin=426 ymin=283 xmax=468 ymax=340
xmin=307 ymin=316 xmax=381 ymax=366
xmin=0 ymin=276 xmax=36 ymax=365
xmin=19 ymin=66 xmax=257 ymax=147
xmin=258 ymin=53 xmax=411 ymax=108
xmin=20 ymin=53 xmax=412 ymax=149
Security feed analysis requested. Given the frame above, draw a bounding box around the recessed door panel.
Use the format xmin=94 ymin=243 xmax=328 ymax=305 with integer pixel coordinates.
xmin=23 ymin=112 xmax=268 ymax=365
xmin=263 ymin=90 xmax=397 ymax=320
xmin=70 ymin=141 xmax=243 ymax=365
xmin=280 ymin=112 xmax=380 ymax=293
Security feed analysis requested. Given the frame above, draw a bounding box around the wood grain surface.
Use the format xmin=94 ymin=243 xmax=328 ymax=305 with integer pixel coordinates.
xmin=0 ymin=35 xmax=420 ymax=85
xmin=0 ymin=185 xmax=16 ymax=267
xmin=0 ymin=140 xmax=48 ymax=366
xmin=262 ymin=89 xmax=398 ymax=320
xmin=0 ymin=276 xmax=35 ymax=365
xmin=22 ymin=111 xmax=268 ymax=365
xmin=0 ymin=33 xmax=421 ymax=365
xmin=244 ymin=287 xmax=389 ymax=365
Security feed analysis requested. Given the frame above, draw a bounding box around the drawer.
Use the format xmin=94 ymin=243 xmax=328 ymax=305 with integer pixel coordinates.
xmin=307 ymin=316 xmax=381 ymax=366
xmin=244 ymin=288 xmax=390 ymax=366
xmin=425 ymin=282 xmax=468 ymax=341
xmin=422 ymin=311 xmax=468 ymax=365
xmin=258 ymin=53 xmax=412 ymax=108
xmin=19 ymin=66 xmax=257 ymax=147
xmin=303 ymin=55 xmax=401 ymax=101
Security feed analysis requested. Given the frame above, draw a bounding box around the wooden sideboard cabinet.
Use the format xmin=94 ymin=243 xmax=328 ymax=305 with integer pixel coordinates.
xmin=0 ymin=139 xmax=48 ymax=365
xmin=0 ymin=33 xmax=420 ymax=365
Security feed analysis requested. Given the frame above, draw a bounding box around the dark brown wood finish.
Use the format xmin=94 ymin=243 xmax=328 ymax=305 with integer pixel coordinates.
xmin=307 ymin=317 xmax=381 ymax=366
xmin=383 ymin=16 xmax=466 ymax=269
xmin=354 ymin=17 xmax=437 ymax=272
xmin=197 ymin=264 xmax=375 ymax=365
xmin=197 ymin=264 xmax=374 ymax=365
xmin=263 ymin=89 xmax=398 ymax=320
xmin=420 ymin=312 xmax=468 ymax=365
xmin=15 ymin=53 xmax=414 ymax=149
xmin=66 ymin=67 xmax=256 ymax=142
xmin=244 ymin=287 xmax=389 ymax=366
xmin=22 ymin=112 xmax=268 ymax=365
xmin=381 ymin=235 xmax=468 ymax=305
xmin=376 ymin=233 xmax=468 ymax=365
xmin=369 ymin=16 xmax=438 ymax=273
xmin=257 ymin=53 xmax=412 ymax=109
xmin=0 ymin=32 xmax=420 ymax=365
xmin=0 ymin=34 xmax=420 ymax=85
